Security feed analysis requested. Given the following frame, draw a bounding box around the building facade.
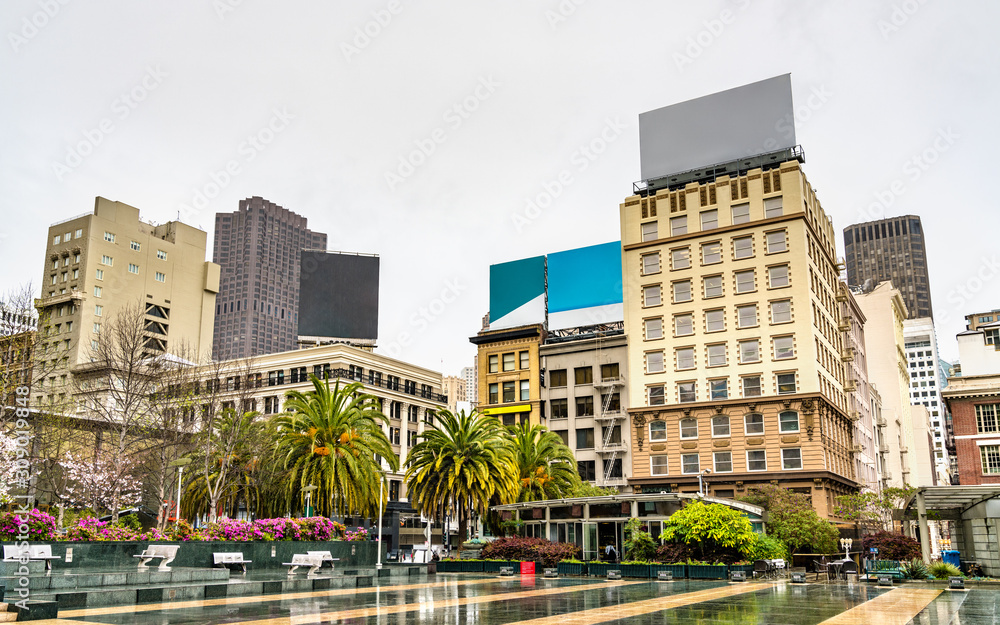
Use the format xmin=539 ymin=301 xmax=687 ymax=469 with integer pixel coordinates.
xmin=620 ymin=159 xmax=859 ymax=519
xmin=904 ymin=317 xmax=953 ymax=483
xmin=34 ymin=197 xmax=218 ymax=408
xmin=441 ymin=375 xmax=467 ymax=413
xmin=461 ymin=365 xmax=477 ymax=407
xmin=212 ymin=197 xmax=327 ymax=359
xmin=841 ymin=289 xmax=880 ymax=491
xmin=843 ymin=215 xmax=933 ymax=320
xmin=470 ymin=324 xmax=544 ymax=427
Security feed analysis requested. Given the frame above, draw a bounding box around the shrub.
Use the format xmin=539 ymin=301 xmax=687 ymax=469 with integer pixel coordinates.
xmin=744 ymin=534 xmax=789 ymax=562
xmin=660 ymin=501 xmax=757 ymax=564
xmin=0 ymin=509 xmax=58 ymax=541
xmin=928 ymin=561 xmax=961 ymax=579
xmin=901 ymin=558 xmax=930 ymax=580
xmin=200 ymin=518 xmax=267 ymax=541
xmin=479 ymin=536 xmax=579 ymax=566
xmin=296 ymin=517 xmax=342 ymax=541
xmin=655 ymin=542 xmax=691 ymax=563
xmin=536 ymin=541 xmax=580 ymax=567
xmin=624 ymin=518 xmax=657 ymax=562
xmin=861 ymin=531 xmax=921 ymax=561
xmin=254 ymin=518 xmax=302 ymax=541
xmin=344 ymin=527 xmax=368 ymax=542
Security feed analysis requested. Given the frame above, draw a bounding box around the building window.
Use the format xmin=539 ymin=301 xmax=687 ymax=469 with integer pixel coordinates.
xmin=675 ymin=313 xmax=694 ymax=336
xmin=779 ymin=410 xmax=800 ymax=433
xmin=576 ymin=396 xmax=594 ymax=417
xmin=714 ymin=451 xmax=733 ymax=473
xmin=550 ymin=369 xmax=567 ymax=387
xmin=764 ymin=196 xmax=783 ymax=218
xmin=72 ymin=269 xmax=78 ymax=279
xmin=128 ymin=263 xmax=139 ymax=274
xmin=733 ymin=236 xmax=753 ymax=259
xmin=702 ymin=242 xmax=722 ymax=265
xmin=681 ymin=453 xmax=700 ymax=474
xmin=774 ymin=336 xmax=795 ymax=360
xmin=130 ymin=240 xmax=141 ymax=251
xmin=155 ymin=272 xmax=166 ymax=282
xmin=712 ymin=415 xmax=730 ymax=437
xmin=101 ymin=255 xmax=113 ymax=266
xmin=670 ymin=216 xmax=687 ymax=236
xmin=104 ymin=231 xmax=115 ymax=242
xmin=75 ymin=229 xmax=83 ymax=238
xmin=676 ymin=347 xmax=695 ymax=370
xmin=737 ymin=305 xmax=757 ymax=328
xmin=731 ymin=203 xmax=750 ymax=224
xmin=95 ymin=269 xmax=104 ymax=280
xmin=93 ymin=322 xmax=100 ymax=334
xmin=673 ymin=280 xmax=692 ymax=303
xmin=710 ymin=379 xmax=728 ymax=400
xmin=519 ymin=351 xmax=529 ymax=369
xmin=488 ymin=383 xmax=498 ymax=404
xmin=777 ymin=373 xmax=797 ymax=394
xmin=671 ymin=247 xmax=690 ymax=270
xmin=649 ymin=420 xmax=667 ymax=441
xmin=742 ymin=376 xmax=762 ymax=398
xmin=771 ymin=300 xmax=792 ymax=324
xmin=576 ymin=428 xmax=595 ymax=450
xmin=705 ymin=309 xmax=724 ymax=332
xmin=678 ymin=382 xmax=696 ymax=403
xmin=601 ymin=363 xmax=620 ymax=380
xmin=157 ymin=250 xmax=167 ymax=260
xmin=578 ymin=460 xmax=597 ymax=481
xmin=643 ymin=284 xmax=662 ymax=307
xmin=739 ymin=340 xmax=760 ymax=363
xmin=707 ymin=344 xmax=726 ymax=367
xmin=646 ymin=351 xmax=664 ymax=374
xmin=550 ymin=398 xmax=568 ymax=419
xmin=735 ymin=269 xmax=755 ymax=293
xmin=781 ymin=448 xmax=803 ymax=470
xmin=641 ymin=221 xmax=658 ymax=241
xmin=745 ymin=413 xmax=764 ymax=435
xmin=94 ymin=305 xmax=103 ymax=316
xmin=519 ymin=379 xmax=530 ymax=401
xmin=700 ymin=209 xmax=718 ymax=230
xmin=766 ymin=230 xmax=787 ymax=253
xmin=642 ymin=253 xmax=661 ymax=275
xmin=679 ymin=417 xmax=698 ymax=439
xmin=981 ymin=445 xmax=1000 ymax=474
xmin=93 ymin=286 xmax=102 ymax=298
xmin=502 ymin=381 xmax=516 ymax=403
xmin=488 ymin=355 xmax=498 ymax=373
xmin=645 ymin=317 xmax=663 ymax=340
xmin=768 ymin=265 xmax=789 ymax=288
xmin=649 ymin=385 xmax=665 ymax=406
xmin=747 ymin=449 xmax=767 ymax=471
xmin=502 ymin=352 xmax=515 ymax=372
xmin=975 ymin=404 xmax=1000 ymax=434
xmin=575 ymin=367 xmax=593 ymax=385
xmin=703 ymin=275 xmax=723 ymax=298
xmin=650 ymin=455 xmax=669 ymax=476
xmin=74 ymin=253 xmax=80 ymax=263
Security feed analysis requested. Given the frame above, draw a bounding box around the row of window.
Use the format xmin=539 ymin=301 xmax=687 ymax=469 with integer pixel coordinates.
xmin=643 ymin=300 xmax=793 ymax=335
xmin=650 ymin=447 xmax=802 ymax=476
xmin=648 ymin=412 xmax=801 ymax=441
xmin=640 ymin=197 xmax=784 ymax=241
xmin=549 ymin=393 xmax=620 ymax=419
xmin=488 ymin=380 xmax=531 ymax=403
xmin=488 ymin=350 xmax=530 ymax=373
xmin=548 ymin=364 xmax=620 ymax=387
xmin=647 ymin=372 xmax=797 ymax=405
xmin=640 ymin=266 xmax=790 ymax=305
xmin=976 ymin=404 xmax=1000 ymax=434
xmin=52 ymin=229 xmax=84 ymax=244
xmin=50 ymin=253 xmax=81 ymax=269
xmin=644 ymin=336 xmax=795 ymax=374
xmin=642 ymin=230 xmax=788 ymax=268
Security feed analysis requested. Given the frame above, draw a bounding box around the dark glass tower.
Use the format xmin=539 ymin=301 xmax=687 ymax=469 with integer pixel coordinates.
xmin=212 ymin=197 xmax=327 ymax=359
xmin=843 ymin=215 xmax=933 ymax=319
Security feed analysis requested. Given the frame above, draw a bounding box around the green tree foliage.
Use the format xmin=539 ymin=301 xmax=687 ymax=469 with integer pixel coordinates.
xmin=660 ymin=501 xmax=757 ymax=562
xmin=512 ymin=422 xmax=580 ymax=502
xmin=623 ymin=517 xmax=657 ymax=562
xmin=272 ymin=377 xmax=397 ymax=518
xmin=744 ymin=533 xmax=789 ymax=562
xmin=404 ymin=409 xmax=518 ymax=543
xmin=834 ymin=486 xmax=916 ymax=533
xmin=565 ymin=482 xmax=618 ymax=498
xmin=739 ymin=484 xmax=838 ymax=555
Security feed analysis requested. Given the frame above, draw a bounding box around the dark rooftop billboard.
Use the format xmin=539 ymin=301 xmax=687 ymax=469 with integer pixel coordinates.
xmin=298 ymin=251 xmax=379 ymax=341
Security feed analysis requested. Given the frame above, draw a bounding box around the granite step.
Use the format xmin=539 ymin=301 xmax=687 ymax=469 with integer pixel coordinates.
xmin=1 ymin=600 xmax=59 ymax=622
xmin=0 ymin=566 xmax=230 ymax=591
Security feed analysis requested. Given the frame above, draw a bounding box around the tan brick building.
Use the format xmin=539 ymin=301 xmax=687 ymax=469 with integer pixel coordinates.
xmin=469 ymin=324 xmax=544 ymax=426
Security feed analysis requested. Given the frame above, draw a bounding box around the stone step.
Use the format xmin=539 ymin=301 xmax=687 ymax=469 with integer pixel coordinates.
xmin=0 ymin=567 xmax=231 ymax=591
xmin=2 ymin=600 xmax=59 ymax=622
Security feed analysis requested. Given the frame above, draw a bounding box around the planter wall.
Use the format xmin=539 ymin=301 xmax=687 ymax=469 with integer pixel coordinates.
xmin=557 ymin=562 xmax=586 ymax=576
xmin=651 ymin=564 xmax=686 ymax=579
xmin=619 ymin=564 xmax=651 ymax=578
xmin=483 ymin=561 xmax=519 ymax=573
xmin=438 ymin=560 xmax=485 ymax=572
xmin=687 ymin=565 xmax=728 ymax=580
xmin=586 ymin=562 xmax=615 ymax=577
xmin=729 ymin=564 xmax=755 ymax=575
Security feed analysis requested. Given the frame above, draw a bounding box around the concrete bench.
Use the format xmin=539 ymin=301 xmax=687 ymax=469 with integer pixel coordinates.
xmin=133 ymin=544 xmax=179 ymax=571
xmin=283 ymin=554 xmax=322 ymax=576
xmin=3 ymin=545 xmax=62 ymax=571
xmin=213 ymin=552 xmax=252 ymax=573
xmin=306 ymin=551 xmax=340 ymax=569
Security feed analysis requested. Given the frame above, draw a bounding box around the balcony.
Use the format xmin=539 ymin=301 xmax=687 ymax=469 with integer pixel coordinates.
xmin=595 ymin=409 xmax=627 ymax=422
xmin=35 ymin=290 xmax=84 ymax=309
xmin=837 ymin=321 xmax=850 ymax=332
xmin=875 ymin=415 xmax=887 ymax=427
xmin=597 ymin=442 xmax=628 ymax=454
xmin=843 ymin=379 xmax=857 ymax=393
xmin=847 ymin=410 xmax=860 ymax=422
xmin=851 ymin=444 xmax=863 ymax=454
xmin=841 ymin=348 xmax=855 ymax=363
xmin=595 ymin=376 xmax=626 ymax=388
xmin=836 ymin=291 xmax=848 ymax=303
xmin=883 ymin=470 xmax=893 ymax=481
xmin=879 ymin=443 xmax=890 ymax=454
xmin=600 ymin=477 xmax=628 ymax=487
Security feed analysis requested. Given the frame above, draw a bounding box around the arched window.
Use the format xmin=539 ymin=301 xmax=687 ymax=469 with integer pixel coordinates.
xmin=779 ymin=410 xmax=800 ymax=433
xmin=649 ymin=420 xmax=667 ymax=442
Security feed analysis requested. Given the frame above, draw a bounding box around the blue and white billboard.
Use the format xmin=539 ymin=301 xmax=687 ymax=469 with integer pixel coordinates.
xmin=548 ymin=242 xmax=623 ymax=330
xmin=488 ymin=255 xmax=546 ymax=330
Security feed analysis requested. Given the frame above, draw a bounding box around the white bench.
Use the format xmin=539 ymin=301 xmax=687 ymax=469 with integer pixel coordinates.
xmin=3 ymin=544 xmax=62 ymax=571
xmin=283 ymin=554 xmax=322 ymax=576
xmin=213 ymin=552 xmax=252 ymax=573
xmin=133 ymin=544 xmax=180 ymax=571
xmin=306 ymin=551 xmax=340 ymax=569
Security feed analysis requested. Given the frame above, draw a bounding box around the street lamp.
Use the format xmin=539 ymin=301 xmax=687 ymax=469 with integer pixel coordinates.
xmin=302 ymin=485 xmax=318 ymax=518
xmin=376 ymin=476 xmax=385 ymax=570
xmin=169 ymin=458 xmax=192 ymax=522
xmin=698 ymin=469 xmax=711 ymax=497
xmin=840 ymin=537 xmax=853 ymax=560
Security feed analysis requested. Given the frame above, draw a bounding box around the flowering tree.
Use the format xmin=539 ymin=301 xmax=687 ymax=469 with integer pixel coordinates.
xmin=58 ymin=452 xmax=143 ymax=515
xmin=0 ymin=433 xmax=21 ymax=506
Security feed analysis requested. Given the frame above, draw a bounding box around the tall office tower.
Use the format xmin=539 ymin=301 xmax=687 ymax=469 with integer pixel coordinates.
xmin=461 ymin=365 xmax=477 ymax=406
xmin=34 ymin=197 xmax=219 ymax=407
xmin=212 ymin=197 xmax=327 ymax=359
xmin=904 ymin=317 xmax=953 ymax=483
xmin=621 ymin=76 xmax=859 ymax=518
xmin=843 ymin=216 xmax=933 ymax=319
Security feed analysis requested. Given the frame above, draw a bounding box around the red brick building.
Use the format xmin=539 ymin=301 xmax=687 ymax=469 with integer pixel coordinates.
xmin=943 ymin=374 xmax=1000 ymax=485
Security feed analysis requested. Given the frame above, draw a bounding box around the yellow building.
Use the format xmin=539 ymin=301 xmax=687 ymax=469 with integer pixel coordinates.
xmin=469 ymin=324 xmax=544 ymax=426
xmin=620 ymin=159 xmax=858 ymax=519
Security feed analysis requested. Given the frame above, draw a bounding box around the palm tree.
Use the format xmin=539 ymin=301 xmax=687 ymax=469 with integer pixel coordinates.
xmin=512 ymin=422 xmax=580 ymax=502
xmin=272 ymin=376 xmax=397 ymax=518
xmin=404 ymin=409 xmax=518 ymax=544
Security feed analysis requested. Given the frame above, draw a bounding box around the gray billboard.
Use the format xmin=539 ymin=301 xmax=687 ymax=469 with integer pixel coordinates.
xmin=639 ymin=74 xmax=796 ymax=181
xmin=298 ymin=250 xmax=379 ymax=340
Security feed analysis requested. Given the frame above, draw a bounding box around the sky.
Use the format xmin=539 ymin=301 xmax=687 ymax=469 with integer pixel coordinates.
xmin=2 ymin=0 xmax=998 ymax=374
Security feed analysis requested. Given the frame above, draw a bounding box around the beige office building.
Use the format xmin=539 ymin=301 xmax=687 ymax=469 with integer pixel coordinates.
xmin=840 ymin=289 xmax=881 ymax=491
xmin=441 ymin=375 xmax=467 ymax=413
xmin=620 ymin=159 xmax=858 ymax=519
xmin=34 ymin=197 xmax=219 ymax=407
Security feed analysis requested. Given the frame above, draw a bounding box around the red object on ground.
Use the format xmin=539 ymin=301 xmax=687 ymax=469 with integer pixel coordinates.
xmin=520 ymin=561 xmax=535 ymax=575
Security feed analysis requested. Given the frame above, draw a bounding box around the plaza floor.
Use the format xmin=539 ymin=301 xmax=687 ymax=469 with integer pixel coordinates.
xmin=23 ymin=573 xmax=1000 ymax=624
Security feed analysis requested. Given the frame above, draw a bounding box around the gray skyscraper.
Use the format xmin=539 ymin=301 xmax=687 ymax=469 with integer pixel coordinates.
xmin=843 ymin=215 xmax=933 ymax=319
xmin=212 ymin=197 xmax=327 ymax=359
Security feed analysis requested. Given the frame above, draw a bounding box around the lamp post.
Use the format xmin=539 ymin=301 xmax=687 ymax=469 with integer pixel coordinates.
xmin=840 ymin=537 xmax=853 ymax=560
xmin=169 ymin=458 xmax=192 ymax=522
xmin=302 ymin=485 xmax=318 ymax=518
xmin=698 ymin=469 xmax=711 ymax=497
xmin=376 ymin=477 xmax=384 ymax=570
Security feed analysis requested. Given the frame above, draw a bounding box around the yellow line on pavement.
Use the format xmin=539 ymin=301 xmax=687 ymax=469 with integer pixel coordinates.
xmin=817 ymin=587 xmax=942 ymax=625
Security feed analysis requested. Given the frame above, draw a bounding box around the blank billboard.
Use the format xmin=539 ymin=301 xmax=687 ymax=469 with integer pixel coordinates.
xmin=639 ymin=74 xmax=796 ymax=181
xmin=489 ymin=256 xmax=546 ymax=330
xmin=298 ymin=251 xmax=379 ymax=340
xmin=548 ymin=242 xmax=623 ymax=330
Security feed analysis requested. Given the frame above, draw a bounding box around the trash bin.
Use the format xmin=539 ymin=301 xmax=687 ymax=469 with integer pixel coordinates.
xmin=942 ymin=550 xmax=960 ymax=568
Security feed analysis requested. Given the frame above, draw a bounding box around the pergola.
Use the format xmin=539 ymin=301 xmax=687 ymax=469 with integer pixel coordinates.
xmin=901 ymin=485 xmax=1000 ymax=566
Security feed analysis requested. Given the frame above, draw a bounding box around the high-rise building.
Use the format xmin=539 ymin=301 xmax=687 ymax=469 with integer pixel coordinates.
xmin=843 ymin=216 xmax=933 ymax=319
xmin=461 ymin=365 xmax=476 ymax=406
xmin=212 ymin=197 xmax=327 ymax=359
xmin=903 ymin=317 xmax=953 ymax=483
xmin=441 ymin=375 xmax=466 ymax=413
xmin=34 ymin=197 xmax=219 ymax=407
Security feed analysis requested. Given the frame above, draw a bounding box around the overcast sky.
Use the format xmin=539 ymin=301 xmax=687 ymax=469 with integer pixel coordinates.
xmin=2 ymin=1 xmax=998 ymax=374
